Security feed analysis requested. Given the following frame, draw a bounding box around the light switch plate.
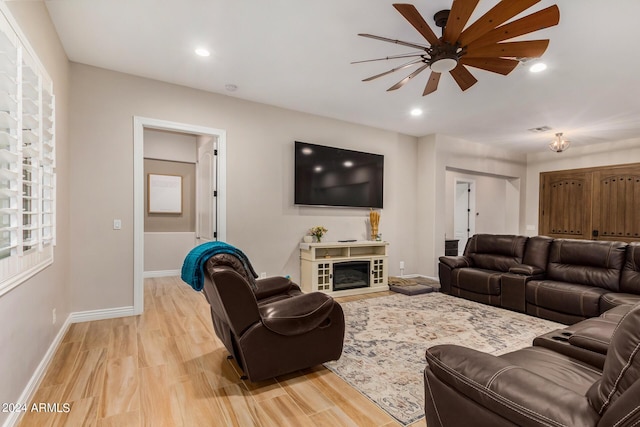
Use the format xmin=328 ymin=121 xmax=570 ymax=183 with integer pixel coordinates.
xmin=113 ymin=219 xmax=122 ymax=230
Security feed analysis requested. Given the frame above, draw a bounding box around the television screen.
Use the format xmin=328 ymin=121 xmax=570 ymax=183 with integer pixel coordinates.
xmin=294 ymin=141 xmax=384 ymax=208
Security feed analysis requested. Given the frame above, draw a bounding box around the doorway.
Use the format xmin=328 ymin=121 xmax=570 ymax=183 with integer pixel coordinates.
xmin=133 ymin=117 xmax=227 ymax=314
xmin=454 ymin=179 xmax=476 ymax=255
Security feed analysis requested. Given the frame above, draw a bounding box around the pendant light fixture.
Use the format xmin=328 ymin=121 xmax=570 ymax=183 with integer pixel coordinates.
xmin=549 ymin=132 xmax=570 ymax=152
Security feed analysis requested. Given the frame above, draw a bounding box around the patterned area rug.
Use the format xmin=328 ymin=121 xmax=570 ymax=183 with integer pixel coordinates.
xmin=324 ymin=292 xmax=563 ymax=425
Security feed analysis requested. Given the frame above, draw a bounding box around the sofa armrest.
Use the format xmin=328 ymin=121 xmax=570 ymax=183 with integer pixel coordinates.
xmin=426 ymin=345 xmax=600 ymax=427
xmin=568 ymin=320 xmax=616 ymax=355
xmin=508 ymin=263 xmax=545 ymax=276
xmin=439 ymin=256 xmax=473 ymax=269
xmin=253 ymin=276 xmax=300 ymax=300
xmin=259 ymin=292 xmax=336 ymax=336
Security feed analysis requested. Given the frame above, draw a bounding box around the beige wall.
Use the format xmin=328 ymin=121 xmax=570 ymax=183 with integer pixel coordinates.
xmin=0 ymin=3 xmax=70 ymax=423
xmin=69 ymin=63 xmax=420 ymax=311
xmin=144 ymin=159 xmax=196 ymax=232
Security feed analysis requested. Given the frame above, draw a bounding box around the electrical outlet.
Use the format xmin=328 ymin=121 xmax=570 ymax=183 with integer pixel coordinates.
xmin=52 ymin=308 xmax=56 ymax=325
xmin=260 ymin=272 xmax=267 ymax=279
xmin=400 ymin=261 xmax=405 ymax=269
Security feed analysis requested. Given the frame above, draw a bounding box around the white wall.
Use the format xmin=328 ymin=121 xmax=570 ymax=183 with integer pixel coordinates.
xmin=418 ymin=134 xmax=528 ymax=276
xmin=143 ymin=128 xmax=197 ymax=163
xmin=0 ymin=4 xmax=70 ymax=426
xmin=445 ymin=170 xmax=520 ymax=238
xmin=525 ymin=138 xmax=640 ymax=235
xmin=69 ymin=63 xmax=420 ymax=312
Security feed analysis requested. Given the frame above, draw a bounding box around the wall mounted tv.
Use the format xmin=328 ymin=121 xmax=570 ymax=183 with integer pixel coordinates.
xmin=294 ymin=141 xmax=384 ymax=208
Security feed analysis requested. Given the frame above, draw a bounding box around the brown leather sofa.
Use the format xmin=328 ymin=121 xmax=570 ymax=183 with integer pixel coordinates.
xmin=439 ymin=235 xmax=640 ymax=324
xmin=202 ymin=258 xmax=345 ymax=382
xmin=424 ymin=302 xmax=640 ymax=427
xmin=439 ymin=234 xmax=552 ymax=309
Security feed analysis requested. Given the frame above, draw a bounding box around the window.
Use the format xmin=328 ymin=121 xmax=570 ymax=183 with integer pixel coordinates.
xmin=0 ymin=10 xmax=55 ymax=295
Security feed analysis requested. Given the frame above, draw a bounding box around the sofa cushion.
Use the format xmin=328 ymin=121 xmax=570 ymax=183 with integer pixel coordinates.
xmin=452 ymin=268 xmax=502 ymax=296
xmin=587 ymin=303 xmax=640 ymax=414
xmin=546 ymin=239 xmax=627 ymax=292
xmin=620 ymin=242 xmax=640 ymax=294
xmin=522 ymin=235 xmax=554 ymax=271
xmin=466 ymin=234 xmax=528 ymax=272
xmin=526 ymin=280 xmax=607 ymax=318
xmin=600 ymin=293 xmax=640 ymax=313
xmin=500 ymin=346 xmax=602 ymax=395
xmin=425 ymin=344 xmax=600 ymax=427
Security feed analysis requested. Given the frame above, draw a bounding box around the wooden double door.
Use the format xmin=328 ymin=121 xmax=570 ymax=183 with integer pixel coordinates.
xmin=539 ymin=163 xmax=640 ymax=242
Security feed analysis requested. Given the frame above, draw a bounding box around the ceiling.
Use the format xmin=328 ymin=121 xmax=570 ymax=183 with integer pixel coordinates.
xmin=44 ymin=0 xmax=640 ymax=153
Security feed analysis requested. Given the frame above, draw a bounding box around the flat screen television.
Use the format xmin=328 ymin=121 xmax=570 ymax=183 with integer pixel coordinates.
xmin=294 ymin=141 xmax=384 ymax=208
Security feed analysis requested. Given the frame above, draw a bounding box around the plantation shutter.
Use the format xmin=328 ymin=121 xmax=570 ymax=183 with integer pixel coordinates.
xmin=0 ymin=6 xmax=56 ymax=293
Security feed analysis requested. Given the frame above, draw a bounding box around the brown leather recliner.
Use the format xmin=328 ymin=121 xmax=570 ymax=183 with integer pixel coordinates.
xmin=202 ymin=258 xmax=345 ymax=382
xmin=424 ymin=302 xmax=640 ymax=427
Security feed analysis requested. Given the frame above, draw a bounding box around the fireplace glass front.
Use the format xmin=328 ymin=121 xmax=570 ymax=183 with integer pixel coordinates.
xmin=333 ymin=261 xmax=370 ymax=291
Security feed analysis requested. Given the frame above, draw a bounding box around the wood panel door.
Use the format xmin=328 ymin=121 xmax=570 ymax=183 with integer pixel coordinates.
xmin=539 ymin=171 xmax=592 ymax=239
xmin=592 ymin=167 xmax=640 ymax=240
xmin=539 ymin=163 xmax=640 ymax=242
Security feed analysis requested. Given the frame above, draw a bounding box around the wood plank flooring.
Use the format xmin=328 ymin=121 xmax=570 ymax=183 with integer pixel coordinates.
xmin=18 ymin=277 xmax=427 ymax=427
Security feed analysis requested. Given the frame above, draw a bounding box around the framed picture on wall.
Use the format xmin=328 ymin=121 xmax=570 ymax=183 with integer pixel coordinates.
xmin=148 ymin=173 xmax=183 ymax=214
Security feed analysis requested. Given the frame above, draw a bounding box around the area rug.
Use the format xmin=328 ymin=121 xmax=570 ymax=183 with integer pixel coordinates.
xmin=323 ymin=292 xmax=563 ymax=425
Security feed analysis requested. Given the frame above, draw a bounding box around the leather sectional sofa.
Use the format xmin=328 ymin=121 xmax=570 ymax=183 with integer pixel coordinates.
xmin=438 ymin=234 xmax=640 ymax=324
xmin=424 ymin=302 xmax=640 ymax=426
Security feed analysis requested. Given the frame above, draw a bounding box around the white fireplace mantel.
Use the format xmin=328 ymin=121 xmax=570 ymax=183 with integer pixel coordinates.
xmin=299 ymin=241 xmax=389 ymax=297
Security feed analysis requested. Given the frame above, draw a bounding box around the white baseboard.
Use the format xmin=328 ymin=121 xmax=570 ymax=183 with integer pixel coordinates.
xmin=3 ymin=315 xmax=72 ymax=427
xmin=143 ymin=269 xmax=180 ymax=278
xmin=69 ymin=306 xmax=136 ymax=323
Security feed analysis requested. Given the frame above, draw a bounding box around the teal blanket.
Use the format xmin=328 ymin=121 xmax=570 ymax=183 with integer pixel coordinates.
xmin=181 ymin=241 xmax=257 ymax=291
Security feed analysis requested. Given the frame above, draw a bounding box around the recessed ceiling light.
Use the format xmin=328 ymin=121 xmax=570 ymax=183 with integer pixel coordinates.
xmin=314 ymin=166 xmax=323 ymax=172
xmin=195 ymin=48 xmax=210 ymax=57
xmin=343 ymin=161 xmax=354 ymax=167
xmin=410 ymin=108 xmax=423 ymax=117
xmin=529 ymin=62 xmax=547 ymax=73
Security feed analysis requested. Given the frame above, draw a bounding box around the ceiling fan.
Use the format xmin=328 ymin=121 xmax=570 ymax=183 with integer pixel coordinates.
xmin=354 ymin=0 xmax=560 ymax=95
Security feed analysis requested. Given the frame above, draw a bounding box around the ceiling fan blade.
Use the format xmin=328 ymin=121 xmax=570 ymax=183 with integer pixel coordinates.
xmin=449 ymin=64 xmax=477 ymax=91
xmin=358 ymin=33 xmax=427 ymax=51
xmin=387 ymin=63 xmax=430 ymax=91
xmin=464 ymin=39 xmax=549 ymax=59
xmin=423 ymin=71 xmax=441 ymax=96
xmin=468 ymin=5 xmax=560 ymax=48
xmin=458 ymin=0 xmax=540 ymax=47
xmin=362 ymin=59 xmax=425 ymax=82
xmin=352 ymin=53 xmax=424 ymax=64
xmin=393 ymin=4 xmax=440 ymax=46
xmin=460 ymin=57 xmax=520 ymax=75
xmin=443 ymin=0 xmax=480 ymax=44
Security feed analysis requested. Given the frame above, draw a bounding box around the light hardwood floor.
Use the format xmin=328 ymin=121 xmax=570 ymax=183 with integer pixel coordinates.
xmin=18 ymin=277 xmax=427 ymax=427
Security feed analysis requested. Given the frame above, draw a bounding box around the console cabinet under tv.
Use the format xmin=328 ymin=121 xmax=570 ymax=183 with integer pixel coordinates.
xmin=299 ymin=241 xmax=388 ymax=296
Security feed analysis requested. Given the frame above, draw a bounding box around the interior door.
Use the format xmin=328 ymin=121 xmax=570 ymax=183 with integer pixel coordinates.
xmin=196 ymin=137 xmax=217 ymax=243
xmin=539 ymin=171 xmax=592 ymax=239
xmin=454 ymin=181 xmax=473 ymax=254
xmin=592 ymin=167 xmax=640 ymax=241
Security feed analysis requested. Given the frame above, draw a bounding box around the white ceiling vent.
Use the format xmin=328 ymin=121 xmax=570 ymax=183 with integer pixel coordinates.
xmin=528 ymin=126 xmax=553 ymax=133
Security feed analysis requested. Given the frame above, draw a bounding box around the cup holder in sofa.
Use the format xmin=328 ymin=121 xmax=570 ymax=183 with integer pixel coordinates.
xmin=551 ymin=335 xmax=570 ymax=342
xmin=561 ymin=331 xmax=573 ymax=337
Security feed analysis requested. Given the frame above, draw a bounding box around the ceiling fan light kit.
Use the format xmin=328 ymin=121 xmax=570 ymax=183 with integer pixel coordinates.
xmin=354 ymin=0 xmax=560 ymax=96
